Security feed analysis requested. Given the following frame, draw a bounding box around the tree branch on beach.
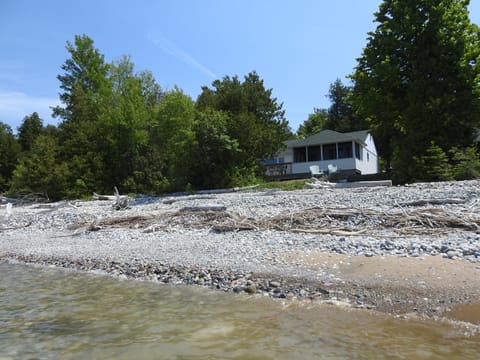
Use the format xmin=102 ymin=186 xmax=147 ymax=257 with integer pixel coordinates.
xmin=65 ymin=204 xmax=480 ymax=237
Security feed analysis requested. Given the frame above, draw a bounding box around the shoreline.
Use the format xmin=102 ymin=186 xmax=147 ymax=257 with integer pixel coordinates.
xmin=1 ymin=180 xmax=480 ymax=323
xmin=2 ymin=251 xmax=480 ymax=324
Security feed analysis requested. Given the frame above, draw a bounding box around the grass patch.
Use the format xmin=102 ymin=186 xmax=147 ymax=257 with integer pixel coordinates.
xmin=260 ymin=178 xmax=310 ymax=191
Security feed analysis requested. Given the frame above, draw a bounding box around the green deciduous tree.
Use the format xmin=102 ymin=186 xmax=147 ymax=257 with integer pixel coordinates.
xmin=189 ymin=109 xmax=240 ymax=189
xmin=149 ymin=88 xmax=196 ymax=191
xmin=98 ymin=55 xmax=152 ymax=192
xmin=350 ymin=0 xmax=480 ymax=178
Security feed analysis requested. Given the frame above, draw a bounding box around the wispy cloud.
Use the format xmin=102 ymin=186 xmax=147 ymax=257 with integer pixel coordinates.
xmin=0 ymin=61 xmax=25 ymax=84
xmin=147 ymin=31 xmax=217 ymax=79
xmin=0 ymin=91 xmax=60 ymax=128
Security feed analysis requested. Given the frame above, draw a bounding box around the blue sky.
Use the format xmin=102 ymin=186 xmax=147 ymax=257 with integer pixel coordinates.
xmin=1 ymin=1 xmax=479 ymax=132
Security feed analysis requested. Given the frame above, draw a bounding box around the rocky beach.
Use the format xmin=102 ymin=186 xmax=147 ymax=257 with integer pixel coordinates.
xmin=1 ymin=180 xmax=480 ymax=324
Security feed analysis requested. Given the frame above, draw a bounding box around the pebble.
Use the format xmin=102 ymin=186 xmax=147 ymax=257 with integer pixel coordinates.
xmin=0 ymin=179 xmax=479 ymax=303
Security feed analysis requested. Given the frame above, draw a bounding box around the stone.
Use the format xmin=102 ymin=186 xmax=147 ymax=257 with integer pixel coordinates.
xmin=447 ymin=250 xmax=461 ymax=259
xmin=244 ymin=286 xmax=256 ymax=294
xmin=233 ymin=286 xmax=243 ymax=293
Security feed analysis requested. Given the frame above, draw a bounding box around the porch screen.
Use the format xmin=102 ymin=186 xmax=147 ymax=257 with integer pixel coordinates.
xmin=307 ymin=146 xmax=321 ymax=161
xmin=338 ymin=142 xmax=353 ymax=158
xmin=322 ymin=143 xmax=337 ymax=160
xmin=293 ymin=147 xmax=307 ymax=162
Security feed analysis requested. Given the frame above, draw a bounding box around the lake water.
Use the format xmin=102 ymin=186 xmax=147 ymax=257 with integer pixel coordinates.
xmin=0 ymin=261 xmax=479 ymax=359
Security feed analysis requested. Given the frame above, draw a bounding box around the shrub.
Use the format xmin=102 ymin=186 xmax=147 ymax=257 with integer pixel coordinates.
xmin=415 ymin=141 xmax=453 ymax=182
xmin=449 ymin=146 xmax=480 ymax=180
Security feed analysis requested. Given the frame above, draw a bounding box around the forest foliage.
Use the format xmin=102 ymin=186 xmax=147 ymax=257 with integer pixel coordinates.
xmin=299 ymin=0 xmax=480 ymax=183
xmin=350 ymin=0 xmax=480 ymax=182
xmin=1 ymin=0 xmax=480 ymax=199
xmin=0 ymin=35 xmax=292 ymax=199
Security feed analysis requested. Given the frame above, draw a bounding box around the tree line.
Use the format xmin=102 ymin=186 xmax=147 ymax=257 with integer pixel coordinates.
xmin=297 ymin=0 xmax=480 ymax=183
xmin=1 ymin=0 xmax=479 ymax=199
xmin=0 ymin=35 xmax=291 ymax=199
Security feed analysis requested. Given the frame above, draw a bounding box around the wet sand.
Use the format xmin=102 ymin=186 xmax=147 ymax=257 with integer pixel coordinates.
xmin=284 ymin=251 xmax=480 ymax=322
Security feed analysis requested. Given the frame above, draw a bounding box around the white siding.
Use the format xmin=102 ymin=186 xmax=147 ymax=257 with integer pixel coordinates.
xmin=355 ymin=134 xmax=378 ymax=174
xmin=267 ymin=130 xmax=379 ymax=176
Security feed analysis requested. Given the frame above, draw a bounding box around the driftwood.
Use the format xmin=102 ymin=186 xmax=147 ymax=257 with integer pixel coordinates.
xmin=92 ymin=187 xmax=129 ymax=210
xmin=63 ymin=200 xmax=480 ymax=237
xmin=163 ymin=195 xmax=216 ymax=205
xmin=0 ymin=193 xmax=48 ymax=205
xmin=305 ymin=178 xmax=335 ymax=189
xmin=0 ymin=222 xmax=32 ymax=231
xmin=399 ymin=198 xmax=467 ymax=207
xmin=35 ymin=201 xmax=77 ymax=214
xmin=68 ymin=214 xmax=155 ymax=231
xmin=305 ymin=179 xmax=392 ymax=190
xmin=92 ymin=193 xmax=115 ymax=201
xmin=113 ymin=186 xmax=129 ymax=210
xmin=195 ymin=184 xmax=260 ymax=195
xmin=0 ymin=195 xmax=17 ymax=205
xmin=179 ymin=205 xmax=227 ymax=212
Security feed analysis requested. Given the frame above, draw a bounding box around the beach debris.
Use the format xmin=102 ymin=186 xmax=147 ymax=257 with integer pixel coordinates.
xmin=113 ymin=186 xmax=129 ymax=210
xmin=5 ymin=203 xmax=12 ymax=220
xmin=92 ymin=186 xmax=130 ymax=210
xmin=63 ymin=203 xmax=480 ymax=236
xmin=179 ymin=205 xmax=227 ymax=212
xmin=305 ymin=178 xmax=393 ymax=189
xmin=398 ymin=198 xmax=467 ymax=207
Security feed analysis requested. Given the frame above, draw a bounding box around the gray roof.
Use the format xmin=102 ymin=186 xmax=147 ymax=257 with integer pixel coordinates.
xmin=286 ymin=129 xmax=370 ymax=147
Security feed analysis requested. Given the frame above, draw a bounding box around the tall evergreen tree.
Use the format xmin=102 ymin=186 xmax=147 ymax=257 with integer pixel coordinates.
xmin=17 ymin=112 xmax=44 ymax=152
xmin=197 ymin=71 xmax=292 ymax=176
xmin=10 ymin=134 xmax=68 ymax=200
xmin=53 ymin=35 xmax=111 ymax=192
xmin=350 ymin=0 xmax=480 ymax=178
xmin=325 ymin=79 xmax=364 ymax=132
xmin=0 ymin=122 xmax=20 ymax=192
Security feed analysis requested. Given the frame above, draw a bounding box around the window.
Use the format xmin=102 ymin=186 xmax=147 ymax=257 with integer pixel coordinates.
xmin=338 ymin=142 xmax=353 ymax=159
xmin=355 ymin=142 xmax=361 ymax=160
xmin=307 ymin=146 xmax=321 ymax=161
xmin=322 ymin=143 xmax=337 ymax=160
xmin=294 ymin=147 xmax=307 ymax=162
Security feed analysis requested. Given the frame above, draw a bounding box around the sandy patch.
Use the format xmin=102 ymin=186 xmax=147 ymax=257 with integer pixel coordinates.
xmin=284 ymin=251 xmax=480 ymax=291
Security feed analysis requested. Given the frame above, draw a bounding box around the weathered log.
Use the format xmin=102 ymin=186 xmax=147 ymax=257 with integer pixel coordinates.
xmin=92 ymin=187 xmax=129 ymax=209
xmin=179 ymin=205 xmax=227 ymax=212
xmin=0 ymin=222 xmax=32 ymax=231
xmin=163 ymin=195 xmax=216 ymax=205
xmin=92 ymin=193 xmax=115 ymax=201
xmin=113 ymin=186 xmax=129 ymax=210
xmin=195 ymin=184 xmax=260 ymax=195
xmin=333 ymin=180 xmax=392 ymax=188
xmin=399 ymin=198 xmax=467 ymax=207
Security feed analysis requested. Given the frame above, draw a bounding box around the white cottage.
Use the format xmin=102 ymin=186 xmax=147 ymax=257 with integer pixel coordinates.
xmin=264 ymin=129 xmax=378 ymax=177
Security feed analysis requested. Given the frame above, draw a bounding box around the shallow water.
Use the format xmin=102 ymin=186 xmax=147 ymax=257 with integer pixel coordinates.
xmin=0 ymin=262 xmax=479 ymax=359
